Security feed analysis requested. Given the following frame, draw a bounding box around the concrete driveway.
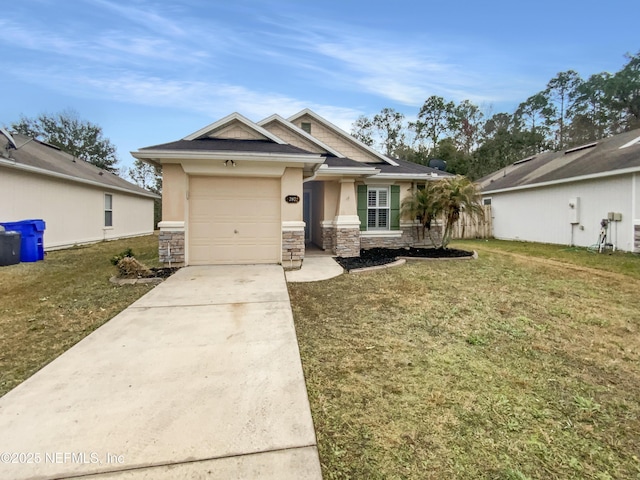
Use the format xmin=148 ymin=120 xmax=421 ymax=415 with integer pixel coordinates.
xmin=0 ymin=265 xmax=322 ymax=479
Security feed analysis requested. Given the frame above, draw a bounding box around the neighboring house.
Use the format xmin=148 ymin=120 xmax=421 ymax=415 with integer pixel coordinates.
xmin=132 ymin=109 xmax=450 ymax=268
xmin=478 ymin=129 xmax=640 ymax=252
xmin=0 ymin=129 xmax=159 ymax=250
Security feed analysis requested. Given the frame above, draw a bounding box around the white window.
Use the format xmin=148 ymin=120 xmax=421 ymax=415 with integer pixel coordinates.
xmin=367 ymin=187 xmax=389 ymax=230
xmin=104 ymin=194 xmax=113 ymax=227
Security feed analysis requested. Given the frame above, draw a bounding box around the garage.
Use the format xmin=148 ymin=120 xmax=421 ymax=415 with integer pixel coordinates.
xmin=188 ymin=176 xmax=281 ymax=265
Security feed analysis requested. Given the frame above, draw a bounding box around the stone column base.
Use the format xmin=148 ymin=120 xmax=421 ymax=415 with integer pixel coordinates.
xmin=335 ymin=227 xmax=360 ymax=257
xmin=158 ymin=231 xmax=185 ymax=266
xmin=282 ymin=222 xmax=305 ymax=270
xmin=321 ymin=222 xmax=335 ymax=252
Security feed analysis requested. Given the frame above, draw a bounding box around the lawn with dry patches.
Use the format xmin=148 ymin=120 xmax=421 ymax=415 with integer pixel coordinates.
xmin=289 ymin=242 xmax=640 ymax=479
xmin=0 ymin=234 xmax=160 ymax=397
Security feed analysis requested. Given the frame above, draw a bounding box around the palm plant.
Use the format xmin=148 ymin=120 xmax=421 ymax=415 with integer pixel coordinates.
xmin=401 ymin=176 xmax=484 ymax=248
xmin=438 ymin=176 xmax=484 ymax=248
xmin=400 ymin=181 xmax=441 ymax=245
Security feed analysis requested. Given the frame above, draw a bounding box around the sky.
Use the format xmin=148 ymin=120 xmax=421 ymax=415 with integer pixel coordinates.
xmin=1 ymin=0 xmax=638 ymax=175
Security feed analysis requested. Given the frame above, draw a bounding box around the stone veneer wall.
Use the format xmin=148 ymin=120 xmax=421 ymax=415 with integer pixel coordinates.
xmin=334 ymin=227 xmax=360 ymax=257
xmin=360 ymin=225 xmax=443 ymax=250
xmin=282 ymin=230 xmax=305 ymax=270
xmin=158 ymin=231 xmax=185 ymax=265
xmin=635 ymin=225 xmax=640 ymax=252
xmin=321 ymin=225 xmax=335 ymax=252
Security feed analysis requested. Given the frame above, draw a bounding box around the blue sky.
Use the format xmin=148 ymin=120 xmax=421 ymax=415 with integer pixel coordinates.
xmin=2 ymin=0 xmax=638 ymax=173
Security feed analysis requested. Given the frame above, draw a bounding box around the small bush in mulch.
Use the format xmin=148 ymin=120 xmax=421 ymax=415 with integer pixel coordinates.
xmin=335 ymin=247 xmax=474 ymax=271
xmin=115 ymin=257 xmax=180 ymax=279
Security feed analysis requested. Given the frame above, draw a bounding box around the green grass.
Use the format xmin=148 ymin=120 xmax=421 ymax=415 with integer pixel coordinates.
xmin=453 ymin=238 xmax=640 ymax=280
xmin=289 ymin=241 xmax=640 ymax=479
xmin=0 ymin=234 xmax=161 ymax=397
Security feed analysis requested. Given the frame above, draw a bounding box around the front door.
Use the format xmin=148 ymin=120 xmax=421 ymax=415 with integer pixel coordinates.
xmin=303 ymin=190 xmax=312 ymax=242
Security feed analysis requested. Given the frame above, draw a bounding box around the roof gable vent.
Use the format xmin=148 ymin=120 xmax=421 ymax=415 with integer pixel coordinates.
xmin=565 ymin=142 xmax=597 ymax=154
xmin=513 ymin=155 xmax=535 ymax=166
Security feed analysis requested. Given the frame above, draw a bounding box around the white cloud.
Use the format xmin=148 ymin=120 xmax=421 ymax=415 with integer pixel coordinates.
xmin=86 ymin=0 xmax=187 ymax=37
xmin=7 ymin=67 xmax=362 ymax=130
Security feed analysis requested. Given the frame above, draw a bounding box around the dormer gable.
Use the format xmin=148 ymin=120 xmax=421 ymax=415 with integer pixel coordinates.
xmin=287 ymin=109 xmax=398 ymax=166
xmin=258 ymin=114 xmax=343 ymax=157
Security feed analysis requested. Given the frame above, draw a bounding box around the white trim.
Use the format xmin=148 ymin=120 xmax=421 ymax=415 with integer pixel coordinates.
xmin=360 ymin=230 xmax=402 ymax=238
xmin=183 ymin=112 xmax=287 ymax=144
xmin=257 ymin=114 xmax=344 ymax=157
xmin=282 ymin=220 xmax=306 ymax=232
xmin=333 ymin=215 xmax=361 ymax=228
xmin=132 ymin=149 xmax=323 ymax=164
xmin=316 ymin=164 xmax=380 ymax=177
xmin=287 ymin=108 xmax=399 ymax=166
xmin=619 ymin=135 xmax=640 ymax=149
xmin=158 ymin=221 xmax=185 ymax=232
xmin=0 ymin=157 xmax=160 ymax=199
xmin=484 ymin=166 xmax=640 ymax=194
xmin=320 ymin=220 xmax=334 ymax=228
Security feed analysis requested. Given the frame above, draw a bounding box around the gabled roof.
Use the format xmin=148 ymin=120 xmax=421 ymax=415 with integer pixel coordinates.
xmin=288 ymin=108 xmax=399 ymax=166
xmin=132 ymin=109 xmax=453 ymax=181
xmin=0 ymin=132 xmax=159 ymax=198
xmin=481 ymin=128 xmax=640 ymax=194
xmin=183 ymin=112 xmax=286 ymax=144
xmin=257 ymin=114 xmax=343 ymax=157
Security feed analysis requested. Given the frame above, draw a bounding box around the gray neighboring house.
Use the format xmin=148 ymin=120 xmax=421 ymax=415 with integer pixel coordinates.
xmin=0 ymin=129 xmax=159 ymax=250
xmin=478 ymin=129 xmax=640 ymax=252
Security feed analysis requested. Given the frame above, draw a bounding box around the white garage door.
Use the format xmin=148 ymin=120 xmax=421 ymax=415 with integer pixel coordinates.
xmin=189 ymin=176 xmax=281 ymax=265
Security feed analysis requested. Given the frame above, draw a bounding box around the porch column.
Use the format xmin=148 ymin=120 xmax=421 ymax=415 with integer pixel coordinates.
xmin=333 ymin=179 xmax=360 ymax=257
xmin=158 ymin=164 xmax=187 ymax=266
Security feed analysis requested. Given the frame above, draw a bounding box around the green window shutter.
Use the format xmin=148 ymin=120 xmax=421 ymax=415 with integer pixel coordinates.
xmin=357 ymin=185 xmax=367 ymax=231
xmin=390 ymin=185 xmax=400 ymax=230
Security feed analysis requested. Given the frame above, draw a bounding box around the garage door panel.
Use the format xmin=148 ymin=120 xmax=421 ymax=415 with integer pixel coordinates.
xmin=189 ymin=176 xmax=281 ymax=265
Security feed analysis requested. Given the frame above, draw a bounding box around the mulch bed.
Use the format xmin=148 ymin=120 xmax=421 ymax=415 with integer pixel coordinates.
xmin=149 ymin=266 xmax=181 ymax=278
xmin=335 ymin=247 xmax=474 ymax=271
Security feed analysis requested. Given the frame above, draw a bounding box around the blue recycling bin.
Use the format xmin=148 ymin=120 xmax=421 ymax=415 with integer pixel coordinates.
xmin=0 ymin=219 xmax=46 ymax=262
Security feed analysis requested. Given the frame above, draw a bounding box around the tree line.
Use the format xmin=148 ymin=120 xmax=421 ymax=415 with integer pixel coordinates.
xmin=352 ymin=52 xmax=640 ymax=179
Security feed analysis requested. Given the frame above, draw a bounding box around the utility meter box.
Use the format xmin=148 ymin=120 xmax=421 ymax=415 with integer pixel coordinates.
xmin=568 ymin=197 xmax=580 ymax=224
xmin=613 ymin=212 xmax=622 ymax=222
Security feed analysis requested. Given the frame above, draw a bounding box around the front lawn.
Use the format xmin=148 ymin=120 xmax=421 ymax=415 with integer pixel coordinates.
xmin=0 ymin=234 xmax=160 ymax=397
xmin=289 ymin=241 xmax=640 ymax=479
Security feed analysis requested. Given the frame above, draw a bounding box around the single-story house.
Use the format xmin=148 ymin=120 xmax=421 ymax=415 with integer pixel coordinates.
xmin=132 ymin=109 xmax=450 ymax=267
xmin=478 ymin=128 xmax=640 ymax=252
xmin=0 ymin=129 xmax=159 ymax=250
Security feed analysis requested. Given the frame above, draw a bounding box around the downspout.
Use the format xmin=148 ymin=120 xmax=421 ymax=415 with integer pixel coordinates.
xmin=632 ymin=173 xmax=637 ymax=251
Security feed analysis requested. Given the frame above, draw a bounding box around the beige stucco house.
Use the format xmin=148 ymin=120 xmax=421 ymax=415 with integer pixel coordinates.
xmin=132 ymin=109 xmax=450 ymax=268
xmin=0 ymin=129 xmax=158 ymax=250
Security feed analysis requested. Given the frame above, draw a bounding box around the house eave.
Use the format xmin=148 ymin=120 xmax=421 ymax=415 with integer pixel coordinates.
xmin=372 ymin=172 xmax=447 ymax=180
xmin=0 ymin=157 xmax=160 ymax=199
xmin=316 ymin=165 xmax=380 ymax=177
xmin=483 ymin=165 xmax=640 ymax=195
xmin=131 ymin=149 xmax=324 ymax=165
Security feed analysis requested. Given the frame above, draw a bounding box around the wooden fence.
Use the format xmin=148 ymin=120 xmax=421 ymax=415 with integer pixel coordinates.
xmin=450 ymin=205 xmax=492 ymax=239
